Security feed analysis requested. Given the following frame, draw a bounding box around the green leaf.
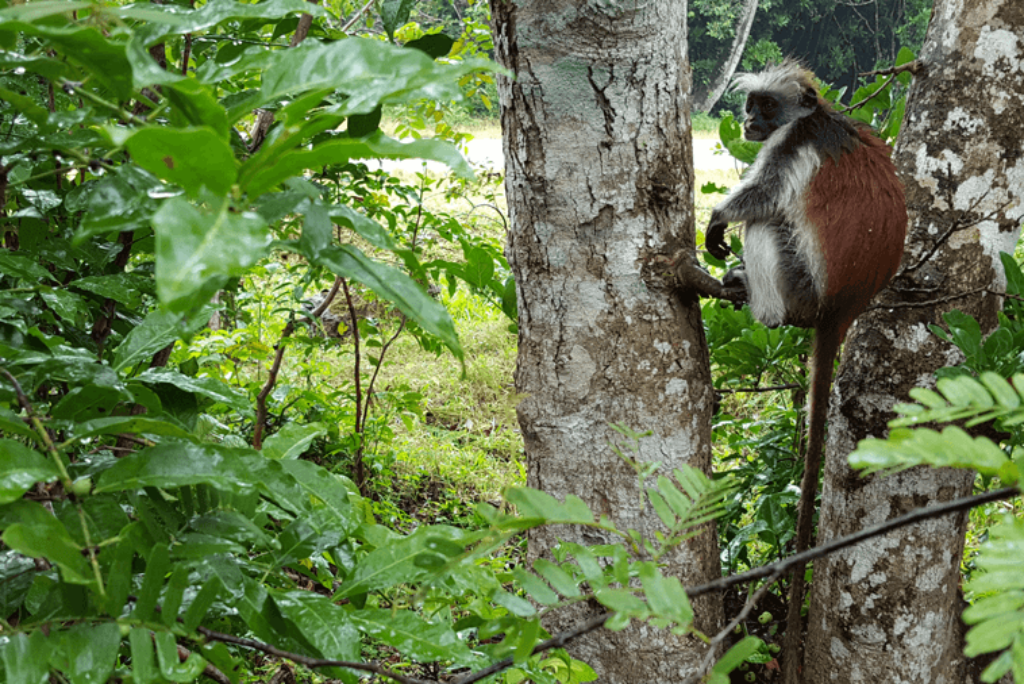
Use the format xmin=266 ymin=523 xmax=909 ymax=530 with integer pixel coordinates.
xmin=379 ymin=0 xmax=416 ymax=41
xmin=513 ymin=618 xmax=541 ymax=664
xmin=154 ymin=631 xmax=207 ymax=683
xmin=273 ymin=591 xmax=360 ymax=682
xmin=533 ymin=559 xmax=581 ymax=599
xmin=711 ymin=636 xmax=764 ymax=676
xmin=241 ymin=132 xmax=472 ymax=197
xmin=0 ymin=407 xmax=38 ymax=441
xmin=0 ymin=251 xmax=59 ymax=283
xmin=274 ymin=460 xmax=358 ymax=535
xmin=164 ymin=80 xmax=230 ymax=139
xmin=404 ymin=33 xmax=455 ymax=59
xmin=153 ymin=198 xmax=270 ymax=314
xmin=309 ymin=244 xmax=462 ymax=361
xmin=183 ymin=576 xmax=222 ymax=632
xmin=113 ymin=306 xmax=212 ymax=371
xmin=980 ymin=371 xmax=1020 ymax=409
xmin=136 ymin=0 xmax=325 ymax=43
xmin=134 ymin=369 xmax=250 ymax=412
xmin=119 ymin=127 xmax=236 ymax=198
xmin=0 ymin=440 xmax=59 ymax=504
xmin=339 ymin=526 xmax=457 ymax=597
xmin=329 ymin=204 xmax=396 ymax=251
xmin=351 ymin=608 xmax=479 ymax=667
xmin=850 ymin=426 xmax=1010 ymax=477
xmin=0 ymin=630 xmax=51 ymax=684
xmin=134 ymin=544 xmax=170 ymax=622
xmin=937 ymin=374 xmax=994 ymax=408
xmin=2 ymin=501 xmax=92 ymax=584
xmin=129 ymin=628 xmax=159 ymax=684
xmin=38 ymin=288 xmax=91 ymax=325
xmin=0 ymin=22 xmax=133 ymax=99
xmin=263 ymin=423 xmax=327 ymax=460
xmin=52 ymin=623 xmax=121 ymax=684
xmin=492 ymin=588 xmax=537 ymax=617
xmin=513 ymin=566 xmax=559 ymax=606
xmin=96 ymin=441 xmax=260 ymax=494
xmin=70 ymin=274 xmax=153 ymax=309
xmin=69 ymin=416 xmax=193 ymax=443
xmin=638 ymin=562 xmax=693 ymax=627
xmin=505 ymin=487 xmax=594 ymax=524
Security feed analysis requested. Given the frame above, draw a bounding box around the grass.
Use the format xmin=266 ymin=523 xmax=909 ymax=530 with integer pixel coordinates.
xmin=343 ymin=159 xmax=741 ymax=506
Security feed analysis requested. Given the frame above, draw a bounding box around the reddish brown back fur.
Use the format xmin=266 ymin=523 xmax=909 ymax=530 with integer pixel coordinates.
xmin=805 ymin=127 xmax=907 ymax=337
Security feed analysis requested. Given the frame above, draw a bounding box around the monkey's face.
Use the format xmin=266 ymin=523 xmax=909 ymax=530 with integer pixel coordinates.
xmin=743 ymin=93 xmax=781 ymax=142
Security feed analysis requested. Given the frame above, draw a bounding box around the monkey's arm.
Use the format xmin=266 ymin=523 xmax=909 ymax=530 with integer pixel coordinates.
xmin=708 ymin=150 xmax=799 ymax=227
xmin=644 ymin=250 xmax=748 ymax=304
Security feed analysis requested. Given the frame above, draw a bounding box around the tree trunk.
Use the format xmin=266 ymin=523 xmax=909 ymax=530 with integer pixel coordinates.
xmin=489 ymin=1 xmax=722 ymax=680
xmin=693 ymin=0 xmax=759 ymax=113
xmin=803 ymin=1 xmax=1024 ymax=682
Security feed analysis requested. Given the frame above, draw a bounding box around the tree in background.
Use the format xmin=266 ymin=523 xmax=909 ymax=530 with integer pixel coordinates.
xmin=802 ymin=0 xmax=1024 ymax=680
xmin=690 ymin=0 xmax=933 ymax=113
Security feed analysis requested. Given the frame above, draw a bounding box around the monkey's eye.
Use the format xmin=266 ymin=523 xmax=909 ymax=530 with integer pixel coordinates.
xmin=761 ymin=99 xmax=778 ymax=117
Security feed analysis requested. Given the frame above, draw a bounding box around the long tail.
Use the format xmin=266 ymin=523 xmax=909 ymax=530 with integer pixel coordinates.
xmin=782 ymin=325 xmax=844 ymax=684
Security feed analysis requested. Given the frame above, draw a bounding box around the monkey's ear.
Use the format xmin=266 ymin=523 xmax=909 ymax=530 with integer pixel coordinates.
xmin=800 ymin=86 xmax=817 ymax=108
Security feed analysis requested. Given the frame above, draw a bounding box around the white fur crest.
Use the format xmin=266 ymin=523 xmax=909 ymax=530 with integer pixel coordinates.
xmin=731 ymin=59 xmax=813 ymax=101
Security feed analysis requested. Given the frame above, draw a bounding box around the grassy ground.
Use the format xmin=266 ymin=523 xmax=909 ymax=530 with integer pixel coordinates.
xmin=361 ymin=159 xmax=741 ymax=505
xmin=383 ymin=114 xmax=723 ymax=141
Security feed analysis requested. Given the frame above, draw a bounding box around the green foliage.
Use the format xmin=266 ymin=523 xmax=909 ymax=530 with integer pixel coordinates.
xmin=691 ymin=0 xmax=931 ymax=116
xmin=0 ymin=5 xmax=749 ymax=683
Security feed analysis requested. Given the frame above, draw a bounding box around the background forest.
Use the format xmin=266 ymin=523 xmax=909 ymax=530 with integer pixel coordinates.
xmin=0 ymin=1 xmax=1021 ymax=684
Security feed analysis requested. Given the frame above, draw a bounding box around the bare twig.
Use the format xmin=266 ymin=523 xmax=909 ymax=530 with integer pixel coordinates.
xmin=718 ymin=383 xmax=801 ymax=395
xmin=253 ymin=277 xmax=341 ymax=450
xmin=340 ymin=0 xmax=376 ymax=33
xmin=899 ymin=192 xmax=1008 ymax=276
xmin=868 ymin=287 xmax=988 ymax=312
xmin=176 ymin=643 xmax=231 ymax=684
xmin=837 ymin=72 xmax=898 ymax=113
xmin=196 ymin=626 xmax=433 ymax=684
xmin=249 ymin=1 xmax=318 ymax=152
xmin=685 ymin=568 xmax=787 ymax=684
xmin=340 ymin=277 xmax=366 ymax=491
xmin=860 ymin=59 xmax=926 ymax=78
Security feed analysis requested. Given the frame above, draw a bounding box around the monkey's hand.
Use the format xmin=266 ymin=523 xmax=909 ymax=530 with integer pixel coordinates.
xmin=704 ymin=214 xmax=731 ymax=261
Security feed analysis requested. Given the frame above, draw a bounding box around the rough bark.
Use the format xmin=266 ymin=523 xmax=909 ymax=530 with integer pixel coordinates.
xmin=804 ymin=0 xmax=1024 ymax=682
xmin=692 ymin=0 xmax=759 ymax=114
xmin=489 ymin=1 xmax=722 ymax=680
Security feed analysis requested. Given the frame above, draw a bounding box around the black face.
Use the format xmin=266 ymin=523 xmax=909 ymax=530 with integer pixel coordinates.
xmin=743 ymin=93 xmax=780 ymax=142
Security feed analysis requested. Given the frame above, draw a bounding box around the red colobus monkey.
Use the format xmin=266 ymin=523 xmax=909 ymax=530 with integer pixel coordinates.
xmin=704 ymin=60 xmax=906 ymax=678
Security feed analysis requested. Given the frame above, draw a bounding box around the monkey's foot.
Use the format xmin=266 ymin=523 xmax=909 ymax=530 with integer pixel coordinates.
xmin=645 ymin=250 xmax=747 ymax=305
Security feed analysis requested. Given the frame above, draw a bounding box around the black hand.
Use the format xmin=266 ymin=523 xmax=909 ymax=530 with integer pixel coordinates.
xmin=705 ymin=219 xmax=731 ymax=260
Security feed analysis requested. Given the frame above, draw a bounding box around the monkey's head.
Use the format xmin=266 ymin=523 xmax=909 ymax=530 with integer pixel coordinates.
xmin=732 ymin=59 xmax=820 ymax=142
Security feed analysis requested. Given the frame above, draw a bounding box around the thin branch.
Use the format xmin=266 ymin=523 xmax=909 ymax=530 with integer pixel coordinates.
xmin=860 ymin=59 xmax=926 ymax=77
xmin=685 ymin=568 xmax=787 ymax=684
xmin=176 ymin=643 xmax=231 ymax=684
xmin=837 ymin=72 xmax=898 ymax=113
xmin=195 ymin=627 xmax=433 ymax=684
xmin=452 ymin=613 xmax=612 ymax=684
xmin=341 ymin=0 xmax=376 ymax=33
xmin=340 ymin=278 xmax=366 ymax=491
xmin=899 ymin=191 xmax=1008 ymax=276
xmin=868 ymin=287 xmax=988 ymax=312
xmin=687 ymin=485 xmax=1019 ymax=599
xmin=253 ymin=277 xmax=342 ymax=450
xmin=717 ymin=383 xmax=800 ymax=395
